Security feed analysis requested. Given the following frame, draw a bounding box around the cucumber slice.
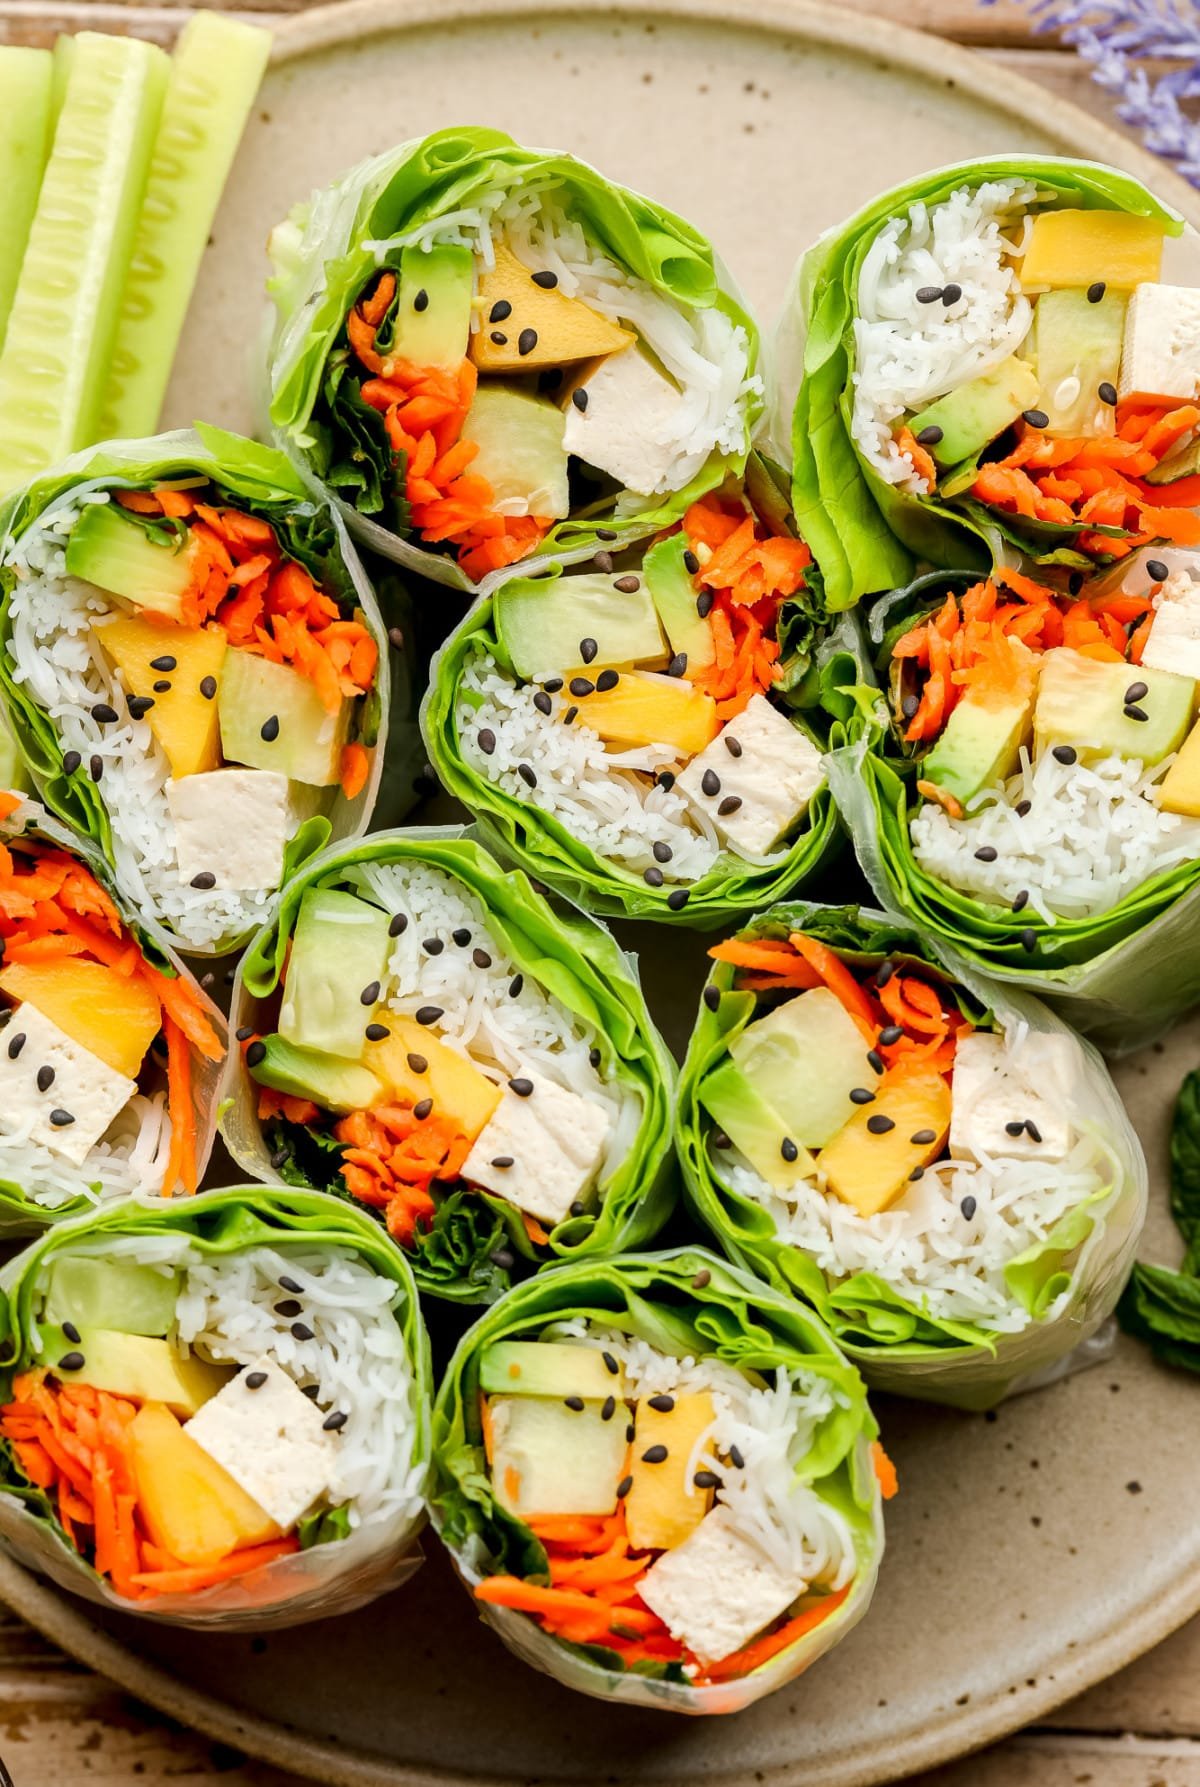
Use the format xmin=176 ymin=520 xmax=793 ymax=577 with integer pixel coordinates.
xmin=0 ymin=33 xmax=168 ymax=495
xmin=98 ymin=13 xmax=271 ymax=439
xmin=0 ymin=48 xmax=54 ymax=353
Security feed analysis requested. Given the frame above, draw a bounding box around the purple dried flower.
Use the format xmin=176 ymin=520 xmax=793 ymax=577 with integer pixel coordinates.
xmin=984 ymin=0 xmax=1200 ymax=186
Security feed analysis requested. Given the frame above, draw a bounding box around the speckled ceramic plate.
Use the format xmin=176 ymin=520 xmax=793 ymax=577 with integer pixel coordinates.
xmin=0 ymin=2 xmax=1198 ymax=1783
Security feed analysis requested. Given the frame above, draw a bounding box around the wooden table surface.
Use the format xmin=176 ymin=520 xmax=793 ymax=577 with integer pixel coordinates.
xmin=0 ymin=1 xmax=1197 ymax=1782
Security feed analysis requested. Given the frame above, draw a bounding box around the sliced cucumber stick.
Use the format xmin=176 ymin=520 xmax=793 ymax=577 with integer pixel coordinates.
xmin=0 ymin=48 xmax=54 ymax=353
xmin=98 ymin=13 xmax=271 ymax=440
xmin=0 ymin=33 xmax=168 ymax=495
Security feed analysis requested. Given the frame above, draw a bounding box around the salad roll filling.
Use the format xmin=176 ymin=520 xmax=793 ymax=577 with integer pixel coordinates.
xmin=0 ymin=797 xmax=223 ymax=1209
xmin=1 ymin=446 xmax=384 ymax=953
xmin=0 ymin=1223 xmax=424 ymax=1603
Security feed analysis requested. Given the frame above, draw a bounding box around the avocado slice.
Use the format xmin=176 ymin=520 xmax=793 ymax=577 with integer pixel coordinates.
xmin=278 ymin=887 xmax=393 ymax=1062
xmin=479 ymin=1340 xmax=625 ymax=1399
xmin=922 ymin=642 xmax=1039 ymax=805
xmin=1032 ymin=287 xmax=1127 ymax=438
xmin=1145 ymin=435 xmax=1200 ymax=485
xmin=384 ymin=244 xmax=472 ymax=372
xmin=465 ymin=384 xmax=570 ymax=520
xmin=909 ymin=355 xmax=1041 ymax=469
xmin=65 ymin=502 xmax=200 ymax=622
xmin=698 ymin=1056 xmax=816 ymax=1191
xmin=643 ymin=531 xmax=715 ymax=671
xmin=252 ymin=1034 xmax=382 ymax=1114
xmin=38 ymin=1326 xmax=231 ymax=1415
xmin=41 ymin=1255 xmax=180 ymax=1338
xmin=1034 ymin=646 xmax=1195 ymax=767
xmin=728 ymin=986 xmax=875 ymax=1149
xmin=495 ymin=569 xmax=666 ymax=681
xmin=218 ymin=647 xmax=351 ymax=788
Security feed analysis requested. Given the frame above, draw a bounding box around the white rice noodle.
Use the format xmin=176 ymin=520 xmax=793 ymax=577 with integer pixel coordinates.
xmin=911 ymin=745 xmax=1200 ymax=921
xmin=364 ymin=183 xmax=759 ymax=494
xmin=28 ymin=1234 xmax=425 ymax=1531
xmin=852 ymin=179 xmax=1036 ymax=490
xmin=549 ymin=1317 xmax=856 ymax=1596
xmin=458 ymin=648 xmax=792 ymax=882
xmin=338 ymin=858 xmax=640 ymax=1177
xmin=2 ymin=494 xmax=281 ymax=952
xmin=0 ymin=1091 xmax=172 ymax=1213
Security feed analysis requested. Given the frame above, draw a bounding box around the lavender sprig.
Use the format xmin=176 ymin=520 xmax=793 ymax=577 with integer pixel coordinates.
xmin=985 ymin=0 xmax=1200 ymax=186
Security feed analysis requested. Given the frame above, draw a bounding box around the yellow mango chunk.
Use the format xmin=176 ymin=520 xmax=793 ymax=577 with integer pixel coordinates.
xmin=625 ymin=1391 xmax=715 ymax=1552
xmin=130 ymin=1402 xmax=280 ymax=1567
xmin=1159 ymin=718 xmax=1200 ymax=816
xmin=363 ymin=1015 xmax=502 ymax=1139
xmin=0 ymin=957 xmax=160 ymax=1078
xmin=470 ymin=242 xmax=634 ymax=373
xmin=575 ymin=670 xmax=719 ymax=758
xmin=819 ymin=1070 xmax=952 ymax=1218
xmin=96 ymin=614 xmax=227 ymax=779
xmin=1020 ymin=209 xmax=1164 ymax=292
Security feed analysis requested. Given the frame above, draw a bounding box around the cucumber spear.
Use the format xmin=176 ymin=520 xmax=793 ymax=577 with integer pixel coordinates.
xmin=0 ymin=48 xmax=54 ymax=355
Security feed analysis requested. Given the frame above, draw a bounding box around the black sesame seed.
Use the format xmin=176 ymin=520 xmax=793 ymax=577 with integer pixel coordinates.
xmin=199 ymin=675 xmax=217 ymax=700
xmin=1098 ymin=381 xmax=1118 ymax=407
xmin=910 ymin=1129 xmax=937 ymax=1145
xmin=533 ymin=690 xmax=552 ymax=715
xmin=656 ymin=769 xmax=675 ymax=790
xmin=518 ymin=762 xmax=537 ymax=788
xmin=152 ymin=680 xmax=171 ymax=693
xmin=644 ymin=865 xmax=664 ymax=887
xmin=563 ymin=1394 xmax=585 ymax=1411
xmin=579 ymin=637 xmax=598 ymax=664
xmin=1012 ymin=889 xmax=1030 ymax=913
xmin=728 ymin=1443 xmax=745 ymax=1469
xmin=406 ymin=1053 xmax=427 ymax=1074
xmin=942 ymin=282 xmax=963 ymax=305
xmin=149 ymin=654 xmax=177 ymax=672
xmin=667 ymin=889 xmax=690 ymax=910
xmin=614 ymin=576 xmax=641 ymax=594
xmin=1021 ymin=409 xmax=1050 ymax=429
xmin=291 ymin=1322 xmax=315 ymax=1341
xmin=703 ymin=985 xmax=720 ymax=1012
xmin=509 ymin=974 xmax=523 ymax=997
xmin=590 ymin=1047 xmax=603 ymax=1069
xmin=128 ymin=696 xmax=155 ymax=720
xmin=701 ymin=768 xmax=720 ymax=797
xmin=542 ymin=677 xmax=564 ymax=694
xmin=780 ymin=1137 xmax=799 ymax=1162
xmin=301 ymin=1384 xmax=320 ymax=1399
xmin=36 ymin=1065 xmax=54 ymax=1093
xmin=387 ymin=626 xmax=405 ymax=653
xmin=571 ymin=387 xmax=589 ymax=413
xmin=1015 ymin=800 xmax=1032 ymax=818
xmin=280 ymin=1276 xmax=303 ymax=1293
xmin=472 ymin=948 xmax=492 ymax=969
xmin=360 ymin=980 xmax=381 ymax=1006
xmin=91 ymin=702 xmax=118 ymax=723
xmin=717 ymin=795 xmax=743 ymax=817
xmin=413 ymin=1098 xmax=433 ymax=1121
xmin=723 ymin=734 xmax=743 ymax=759
xmin=323 ymin=1410 xmax=348 ymax=1432
xmin=1125 ymin=704 xmax=1149 ymax=723
xmin=269 ymin=1149 xmax=288 ymax=1170
xmin=1005 ymin=1120 xmax=1026 ymax=1137
xmin=490 ymin=1155 xmax=514 ymax=1169
xmin=490 ymin=330 xmax=508 ymax=345
xmin=562 ymin=705 xmax=578 ymax=725
xmin=489 ymin=300 xmax=512 ymax=323
xmin=1020 ymin=928 xmax=1038 ymax=953
xmin=532 ymin=269 xmax=558 ymax=289
xmin=974 ymin=845 xmax=998 ymax=863
xmin=1124 ymin=681 xmax=1148 ymax=705
xmin=190 ymin=871 xmax=216 ymax=889
xmin=916 ymin=285 xmax=943 ymax=304
xmin=490 ymin=1248 xmax=515 ymax=1271
xmin=89 ymin=756 xmax=103 ymax=782
xmin=415 ymin=1006 xmax=444 ymax=1026
xmin=875 ymin=960 xmax=896 ymax=989
xmin=62 ymin=1321 xmax=81 ymax=1344
xmin=596 ymin=669 xmax=620 ymax=692
xmin=867 ymin=1114 xmax=896 ymax=1135
xmin=1025 ymin=1119 xmax=1043 ymax=1144
xmin=653 ymin=841 xmax=673 ymax=863
xmin=1146 ymin=559 xmax=1169 ymax=582
xmin=647 ymin=1394 xmax=675 ymax=1412
xmin=916 ymin=424 xmax=943 ymax=446
xmin=518 ymin=328 xmax=538 ymax=356
xmin=960 ymin=1195 xmax=978 ymax=1221
xmin=1087 ymin=281 xmax=1106 ymax=303
xmin=879 ymin=1025 xmax=903 ymax=1046
xmin=616 ymin=1475 xmax=634 ymax=1499
xmin=246 ymin=1040 xmax=266 ymax=1069
xmin=667 ymin=652 xmax=688 ymax=678
xmin=901 ymin=693 xmax=919 ymax=719
xmin=599 ymin=1351 xmax=620 ymax=1378
xmin=49 ymin=1108 xmax=75 ymax=1128
xmin=509 ymin=1077 xmax=534 ymax=1098
xmin=696 ymin=590 xmax=714 ymax=619
xmin=274 ymin=1299 xmax=303 ymax=1317
xmin=597 ymin=528 xmax=618 ymax=541
xmin=641 ymin=1444 xmax=668 ymax=1464
xmin=683 ymin=550 xmax=700 ymax=576
xmin=62 ymin=751 xmax=81 ymax=775
xmin=693 ymin=1469 xmax=722 ymax=1490
xmin=867 ymin=1049 xmax=885 ymax=1075
xmin=260 ymin=714 xmax=280 ymax=743
xmin=909 ymin=1166 xmax=925 ymax=1182
xmin=422 ymin=938 xmax=444 ymax=956
xmin=850 ymin=1087 xmax=875 ymax=1105
xmin=569 ymin=677 xmax=594 ymax=698
xmin=57 ymin=1351 xmax=85 ymax=1372
xmin=478 ymin=728 xmax=496 ymax=755
xmin=389 ymin=912 xmax=409 ymax=937
xmin=1052 ymin=745 xmax=1077 ymax=765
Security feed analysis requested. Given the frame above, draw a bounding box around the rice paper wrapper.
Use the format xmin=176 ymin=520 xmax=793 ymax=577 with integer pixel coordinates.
xmin=431 ymin=1248 xmax=885 ymax=1713
xmin=676 ymin=900 xmax=1148 ymax=1412
xmin=264 ymin=126 xmax=763 ymax=595
xmin=219 ymin=825 xmax=678 ymax=1302
xmin=0 ymin=1188 xmax=432 ymax=1630
xmin=421 ymin=585 xmax=870 ymax=927
xmin=772 ymin=156 xmax=1184 ymax=612
xmin=0 ymin=793 xmax=227 ymax=1234
xmin=0 ymin=426 xmax=395 ymax=957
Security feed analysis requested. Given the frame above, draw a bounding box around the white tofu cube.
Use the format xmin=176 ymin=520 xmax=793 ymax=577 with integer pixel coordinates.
xmin=167 ymin=769 xmax=290 ymax=893
xmin=461 ymin=1071 xmax=611 ymax=1225
xmin=562 ymin=343 xmax=688 ymax=496
xmin=1140 ymin=570 xmax=1200 ymax=683
xmin=1119 ymin=283 xmax=1200 ymax=406
xmin=184 ymin=1354 xmax=339 ymax=1530
xmin=677 ymin=694 xmax=825 ymax=857
xmin=949 ymin=1030 xmax=1077 ymax=1165
xmin=0 ymin=1003 xmax=136 ymax=1166
xmin=638 ymin=1504 xmax=806 ymax=1666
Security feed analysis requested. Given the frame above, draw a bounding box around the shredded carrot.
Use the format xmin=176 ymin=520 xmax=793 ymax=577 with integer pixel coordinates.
xmin=788 ymin=934 xmax=878 ymax=1040
xmin=340 ymin=741 xmax=370 ymax=801
xmin=330 ymin=1101 xmax=472 ymax=1249
xmin=0 ymin=792 xmax=19 ymax=820
xmin=871 ymin=1441 xmax=899 ymax=1501
xmin=130 ymin=1537 xmax=301 ymax=1597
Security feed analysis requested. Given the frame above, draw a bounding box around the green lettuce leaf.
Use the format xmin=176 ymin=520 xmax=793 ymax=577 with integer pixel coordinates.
xmin=265 ymin=127 xmax=762 ymax=592
xmin=776 ymin=156 xmax=1183 ymax=610
xmin=430 ymin=1247 xmax=883 ymax=1711
xmin=675 ymin=900 xmax=1147 ymax=1410
xmin=220 ymin=826 xmax=677 ymax=1302
xmin=0 ymin=1186 xmax=432 ymax=1627
xmin=1117 ymin=1068 xmax=1200 ymax=1372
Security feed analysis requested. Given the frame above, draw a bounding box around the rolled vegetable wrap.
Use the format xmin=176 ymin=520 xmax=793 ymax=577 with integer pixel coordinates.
xmin=0 ymin=1188 xmax=430 ymax=1628
xmin=0 ymin=791 xmax=225 ymax=1224
xmin=423 ymin=460 xmax=863 ymax=924
xmin=266 ymin=127 xmax=762 ymax=592
xmin=431 ymin=1249 xmax=885 ymax=1713
xmin=829 ymin=562 xmax=1200 ymax=1049
xmin=783 ymin=155 xmax=1196 ymax=609
xmin=676 ymin=902 xmax=1147 ymax=1409
xmin=0 ymin=426 xmax=390 ymax=956
xmin=220 ymin=829 xmax=676 ymax=1303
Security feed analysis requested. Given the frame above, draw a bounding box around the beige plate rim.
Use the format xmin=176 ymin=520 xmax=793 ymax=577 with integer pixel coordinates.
xmin=1 ymin=2 xmax=1199 ymax=1783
